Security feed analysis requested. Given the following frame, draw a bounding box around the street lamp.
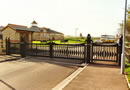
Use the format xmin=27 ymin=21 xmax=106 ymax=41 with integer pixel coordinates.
xmin=121 ymin=0 xmax=127 ymax=74
xmin=75 ymin=28 xmax=78 ymax=41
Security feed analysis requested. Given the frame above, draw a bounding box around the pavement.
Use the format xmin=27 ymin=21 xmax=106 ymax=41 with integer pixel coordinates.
xmin=63 ymin=61 xmax=129 ymax=90
xmin=0 ymin=54 xmax=21 ymax=62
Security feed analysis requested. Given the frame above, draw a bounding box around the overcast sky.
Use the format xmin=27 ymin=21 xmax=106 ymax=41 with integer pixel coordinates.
xmin=0 ymin=0 xmax=130 ymax=37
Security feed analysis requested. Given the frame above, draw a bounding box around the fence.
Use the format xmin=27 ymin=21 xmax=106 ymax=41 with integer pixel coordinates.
xmin=5 ymin=34 xmax=122 ymax=65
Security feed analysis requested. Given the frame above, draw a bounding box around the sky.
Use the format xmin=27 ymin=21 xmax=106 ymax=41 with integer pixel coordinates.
xmin=0 ymin=0 xmax=130 ymax=37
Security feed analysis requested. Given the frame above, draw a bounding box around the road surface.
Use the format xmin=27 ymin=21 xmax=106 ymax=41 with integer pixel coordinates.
xmin=0 ymin=58 xmax=77 ymax=90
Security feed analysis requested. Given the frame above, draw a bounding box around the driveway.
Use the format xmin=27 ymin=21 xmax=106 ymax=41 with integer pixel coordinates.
xmin=0 ymin=57 xmax=78 ymax=90
xmin=63 ymin=61 xmax=129 ymax=90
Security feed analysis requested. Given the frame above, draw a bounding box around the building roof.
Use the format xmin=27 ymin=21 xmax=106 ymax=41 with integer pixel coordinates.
xmin=8 ymin=24 xmax=33 ymax=32
xmin=30 ymin=26 xmax=41 ymax=32
xmin=3 ymin=23 xmax=63 ymax=34
xmin=41 ymin=27 xmax=63 ymax=34
xmin=31 ymin=20 xmax=37 ymax=24
xmin=47 ymin=28 xmax=63 ymax=34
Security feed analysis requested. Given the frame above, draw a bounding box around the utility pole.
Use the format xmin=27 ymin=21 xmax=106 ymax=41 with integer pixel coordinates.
xmin=121 ymin=0 xmax=127 ymax=74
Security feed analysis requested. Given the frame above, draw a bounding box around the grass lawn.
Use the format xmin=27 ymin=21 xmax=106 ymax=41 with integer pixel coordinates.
xmin=125 ymin=57 xmax=130 ymax=83
xmin=32 ymin=39 xmax=86 ymax=44
xmin=32 ymin=37 xmax=100 ymax=45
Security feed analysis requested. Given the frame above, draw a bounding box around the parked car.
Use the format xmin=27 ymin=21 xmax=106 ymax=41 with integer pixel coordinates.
xmin=96 ymin=40 xmax=102 ymax=43
xmin=100 ymin=35 xmax=115 ymax=43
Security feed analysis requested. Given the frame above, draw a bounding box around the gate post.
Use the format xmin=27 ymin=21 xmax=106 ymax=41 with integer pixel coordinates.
xmin=119 ymin=36 xmax=123 ymax=66
xmin=86 ymin=34 xmax=92 ymax=63
xmin=5 ymin=37 xmax=8 ymax=55
xmin=84 ymin=43 xmax=87 ymax=63
xmin=8 ymin=38 xmax=10 ymax=55
xmin=6 ymin=38 xmax=10 ymax=55
xmin=20 ymin=36 xmax=26 ymax=58
xmin=50 ymin=42 xmax=53 ymax=58
xmin=116 ymin=44 xmax=119 ymax=63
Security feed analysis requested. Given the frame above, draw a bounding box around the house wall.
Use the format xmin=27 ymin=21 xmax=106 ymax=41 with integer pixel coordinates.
xmin=27 ymin=32 xmax=32 ymax=42
xmin=33 ymin=32 xmax=64 ymax=41
xmin=33 ymin=32 xmax=40 ymax=40
xmin=2 ymin=26 xmax=64 ymax=43
xmin=3 ymin=27 xmax=33 ymax=42
xmin=2 ymin=27 xmax=17 ymax=41
xmin=33 ymin=32 xmax=50 ymax=40
xmin=2 ymin=27 xmax=33 ymax=51
xmin=56 ymin=34 xmax=64 ymax=40
xmin=43 ymin=32 xmax=49 ymax=40
xmin=27 ymin=33 xmax=32 ymax=42
xmin=49 ymin=33 xmax=64 ymax=40
xmin=2 ymin=27 xmax=19 ymax=51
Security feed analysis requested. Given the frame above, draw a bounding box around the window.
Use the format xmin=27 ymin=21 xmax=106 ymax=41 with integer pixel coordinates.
xmin=44 ymin=30 xmax=46 ymax=32
xmin=0 ymin=35 xmax=2 ymax=40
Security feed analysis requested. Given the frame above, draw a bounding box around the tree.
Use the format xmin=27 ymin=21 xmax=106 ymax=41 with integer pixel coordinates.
xmin=119 ymin=6 xmax=130 ymax=42
xmin=80 ymin=33 xmax=83 ymax=39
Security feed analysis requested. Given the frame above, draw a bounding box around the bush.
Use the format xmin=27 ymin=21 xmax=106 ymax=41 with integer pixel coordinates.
xmin=125 ymin=57 xmax=130 ymax=83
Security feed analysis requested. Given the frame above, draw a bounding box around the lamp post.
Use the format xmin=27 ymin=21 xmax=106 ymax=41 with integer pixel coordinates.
xmin=75 ymin=28 xmax=78 ymax=42
xmin=121 ymin=0 xmax=127 ymax=74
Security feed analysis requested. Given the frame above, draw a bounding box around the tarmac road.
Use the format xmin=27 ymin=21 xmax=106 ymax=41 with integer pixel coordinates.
xmin=0 ymin=58 xmax=78 ymax=90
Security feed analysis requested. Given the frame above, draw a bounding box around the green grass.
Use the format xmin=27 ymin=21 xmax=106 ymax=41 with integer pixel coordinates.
xmin=125 ymin=57 xmax=130 ymax=83
xmin=32 ymin=41 xmax=41 ymax=44
xmin=92 ymin=37 xmax=100 ymax=42
xmin=32 ymin=39 xmax=86 ymax=44
xmin=32 ymin=37 xmax=100 ymax=44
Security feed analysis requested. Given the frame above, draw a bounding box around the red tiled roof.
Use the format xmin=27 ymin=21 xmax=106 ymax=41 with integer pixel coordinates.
xmin=5 ymin=23 xmax=63 ymax=34
xmin=7 ymin=23 xmax=31 ymax=31
xmin=8 ymin=24 xmax=27 ymax=28
xmin=41 ymin=27 xmax=48 ymax=29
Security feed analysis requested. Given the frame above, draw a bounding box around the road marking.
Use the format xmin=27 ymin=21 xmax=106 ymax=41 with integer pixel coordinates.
xmin=52 ymin=64 xmax=88 ymax=90
xmin=125 ymin=75 xmax=130 ymax=89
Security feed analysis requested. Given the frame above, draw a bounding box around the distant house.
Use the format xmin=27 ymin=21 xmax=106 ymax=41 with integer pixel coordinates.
xmin=2 ymin=21 xmax=64 ymax=43
xmin=31 ymin=21 xmax=64 ymax=41
xmin=2 ymin=24 xmax=33 ymax=43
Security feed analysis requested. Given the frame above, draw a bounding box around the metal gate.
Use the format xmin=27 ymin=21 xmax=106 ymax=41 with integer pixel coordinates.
xmin=5 ymin=35 xmax=122 ymax=65
xmin=92 ymin=43 xmax=119 ymax=62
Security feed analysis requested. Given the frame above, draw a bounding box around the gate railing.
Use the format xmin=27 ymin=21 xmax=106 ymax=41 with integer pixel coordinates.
xmin=25 ymin=43 xmax=86 ymax=62
xmin=5 ymin=34 xmax=122 ymax=65
xmin=53 ymin=43 xmax=85 ymax=60
xmin=92 ymin=43 xmax=118 ymax=61
xmin=5 ymin=39 xmax=88 ymax=63
xmin=26 ymin=43 xmax=50 ymax=57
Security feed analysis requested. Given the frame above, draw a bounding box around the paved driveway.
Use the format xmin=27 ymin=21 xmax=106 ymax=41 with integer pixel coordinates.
xmin=63 ymin=61 xmax=129 ymax=90
xmin=0 ymin=58 xmax=78 ymax=90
